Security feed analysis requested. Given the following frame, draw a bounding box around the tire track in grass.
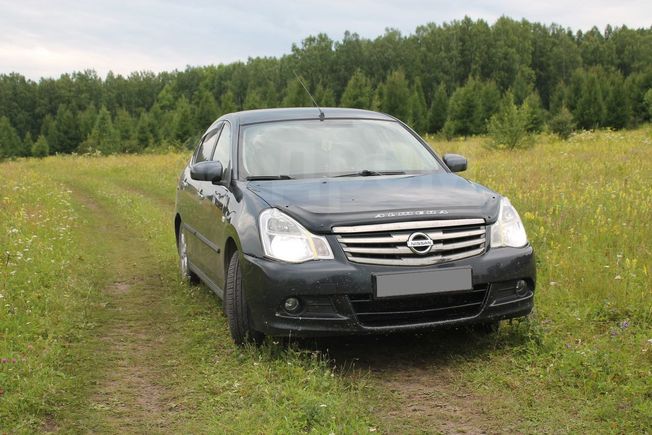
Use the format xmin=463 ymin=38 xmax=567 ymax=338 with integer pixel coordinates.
xmin=66 ymin=188 xmax=181 ymax=432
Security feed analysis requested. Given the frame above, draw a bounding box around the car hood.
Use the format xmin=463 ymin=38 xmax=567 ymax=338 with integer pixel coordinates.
xmin=247 ymin=173 xmax=501 ymax=233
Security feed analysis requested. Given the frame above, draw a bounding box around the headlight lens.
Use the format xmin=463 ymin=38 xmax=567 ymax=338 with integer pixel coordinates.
xmin=490 ymin=197 xmax=528 ymax=248
xmin=259 ymin=208 xmax=334 ymax=263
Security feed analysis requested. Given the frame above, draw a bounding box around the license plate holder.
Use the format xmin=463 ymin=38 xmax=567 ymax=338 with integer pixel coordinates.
xmin=373 ymin=267 xmax=473 ymax=299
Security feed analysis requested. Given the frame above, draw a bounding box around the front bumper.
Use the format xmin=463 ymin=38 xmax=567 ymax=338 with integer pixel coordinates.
xmin=240 ymin=246 xmax=536 ymax=336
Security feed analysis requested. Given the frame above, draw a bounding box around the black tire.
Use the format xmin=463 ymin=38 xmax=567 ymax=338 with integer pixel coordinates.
xmin=178 ymin=225 xmax=200 ymax=284
xmin=225 ymin=251 xmax=264 ymax=345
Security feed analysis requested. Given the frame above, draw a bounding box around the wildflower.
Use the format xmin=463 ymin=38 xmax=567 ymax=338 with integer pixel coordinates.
xmin=614 ymin=275 xmax=622 ymax=280
xmin=620 ymin=321 xmax=630 ymax=329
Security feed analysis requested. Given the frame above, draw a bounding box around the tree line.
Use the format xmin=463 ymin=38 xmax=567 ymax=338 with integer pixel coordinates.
xmin=1 ymin=16 xmax=652 ymax=158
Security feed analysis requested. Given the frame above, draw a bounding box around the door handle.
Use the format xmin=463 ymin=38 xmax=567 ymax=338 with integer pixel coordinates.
xmin=198 ymin=189 xmax=205 ymax=200
xmin=182 ymin=177 xmax=189 ymax=188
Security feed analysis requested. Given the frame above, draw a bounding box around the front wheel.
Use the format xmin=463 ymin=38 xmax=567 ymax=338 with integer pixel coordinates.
xmin=224 ymin=251 xmax=264 ymax=345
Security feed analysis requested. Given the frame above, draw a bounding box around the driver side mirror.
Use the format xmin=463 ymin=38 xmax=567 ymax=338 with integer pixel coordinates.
xmin=443 ymin=154 xmax=467 ymax=172
xmin=190 ymin=160 xmax=224 ymax=184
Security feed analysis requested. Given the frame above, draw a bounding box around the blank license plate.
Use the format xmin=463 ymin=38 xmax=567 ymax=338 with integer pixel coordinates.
xmin=374 ymin=267 xmax=473 ymax=298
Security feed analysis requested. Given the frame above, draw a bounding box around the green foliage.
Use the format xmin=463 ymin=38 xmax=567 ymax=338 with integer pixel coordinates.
xmin=314 ymin=83 xmax=336 ymax=107
xmin=114 ymin=108 xmax=136 ymax=152
xmin=445 ymin=77 xmax=485 ymax=136
xmin=172 ymin=96 xmax=195 ymax=147
xmin=487 ymin=92 xmax=533 ymax=150
xmin=408 ymin=78 xmax=428 ymax=133
xmin=0 ymin=116 xmax=22 ymax=158
xmin=80 ymin=106 xmax=120 ymax=154
xmin=22 ymin=131 xmax=34 ymax=156
xmin=574 ymin=69 xmax=606 ymax=129
xmin=548 ymin=106 xmax=575 ymax=140
xmin=511 ymin=66 xmax=536 ymax=104
xmin=604 ymin=73 xmax=630 ymax=129
xmin=243 ymin=87 xmax=264 ymax=110
xmin=428 ymin=83 xmax=448 ymax=133
xmin=381 ymin=70 xmax=410 ymax=120
xmin=340 ymin=70 xmax=373 ymax=109
xmin=31 ymin=134 xmax=49 ymax=157
xmin=50 ymin=104 xmax=81 ymax=154
xmin=281 ymin=78 xmax=312 ymax=107
xmin=645 ymin=88 xmax=652 ymax=118
xmin=134 ymin=112 xmax=153 ymax=150
xmin=194 ymin=88 xmax=219 ymax=128
xmin=0 ymin=17 xmax=651 ymax=156
xmin=523 ymin=92 xmax=546 ymax=132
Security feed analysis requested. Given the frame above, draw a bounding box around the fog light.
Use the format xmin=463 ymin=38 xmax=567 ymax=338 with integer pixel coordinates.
xmin=284 ymin=297 xmax=301 ymax=313
xmin=515 ymin=280 xmax=528 ymax=295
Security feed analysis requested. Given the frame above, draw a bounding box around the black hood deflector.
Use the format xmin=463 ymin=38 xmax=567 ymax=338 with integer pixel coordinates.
xmin=247 ymin=173 xmax=501 ymax=233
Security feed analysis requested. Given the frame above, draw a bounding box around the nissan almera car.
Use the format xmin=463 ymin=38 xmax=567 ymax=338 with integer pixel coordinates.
xmin=175 ymin=108 xmax=535 ymax=344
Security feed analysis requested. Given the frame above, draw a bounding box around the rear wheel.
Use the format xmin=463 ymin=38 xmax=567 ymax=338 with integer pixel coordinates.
xmin=225 ymin=251 xmax=264 ymax=345
xmin=178 ymin=226 xmax=199 ymax=284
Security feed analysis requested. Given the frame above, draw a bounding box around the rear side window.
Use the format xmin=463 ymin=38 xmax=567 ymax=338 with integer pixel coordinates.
xmin=194 ymin=127 xmax=221 ymax=164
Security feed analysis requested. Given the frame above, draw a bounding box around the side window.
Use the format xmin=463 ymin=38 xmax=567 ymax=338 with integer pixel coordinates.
xmin=193 ymin=128 xmax=220 ymax=164
xmin=212 ymin=123 xmax=231 ymax=169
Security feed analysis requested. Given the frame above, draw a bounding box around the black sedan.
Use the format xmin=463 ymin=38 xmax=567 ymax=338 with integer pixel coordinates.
xmin=175 ymin=108 xmax=535 ymax=344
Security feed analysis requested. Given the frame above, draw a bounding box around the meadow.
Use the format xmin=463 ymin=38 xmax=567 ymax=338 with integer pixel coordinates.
xmin=1 ymin=127 xmax=650 ymax=433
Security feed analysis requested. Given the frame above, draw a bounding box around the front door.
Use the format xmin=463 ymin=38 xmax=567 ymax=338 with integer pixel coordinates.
xmin=184 ymin=124 xmax=222 ymax=278
xmin=200 ymin=121 xmax=232 ymax=289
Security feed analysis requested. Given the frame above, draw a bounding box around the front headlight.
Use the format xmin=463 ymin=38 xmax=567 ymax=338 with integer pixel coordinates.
xmin=259 ymin=208 xmax=334 ymax=263
xmin=490 ymin=197 xmax=528 ymax=248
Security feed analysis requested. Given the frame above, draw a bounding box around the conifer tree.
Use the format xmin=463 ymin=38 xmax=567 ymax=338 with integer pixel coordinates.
xmin=548 ymin=106 xmax=575 ymax=140
xmin=243 ymin=88 xmax=264 ymax=110
xmin=114 ymin=108 xmax=135 ymax=152
xmin=281 ymin=78 xmax=312 ymax=107
xmin=80 ymin=106 xmax=120 ymax=154
xmin=220 ymin=90 xmax=238 ymax=113
xmin=428 ymin=83 xmax=448 ymax=133
xmin=574 ymin=71 xmax=606 ymax=129
xmin=381 ymin=70 xmax=410 ymax=121
xmin=604 ymin=74 xmax=630 ymax=129
xmin=314 ymin=83 xmax=336 ymax=107
xmin=0 ymin=116 xmax=21 ymax=159
xmin=340 ymin=70 xmax=373 ymax=109
xmin=23 ymin=131 xmax=34 ymax=157
xmin=487 ymin=92 xmax=533 ymax=150
xmin=50 ymin=104 xmax=81 ymax=154
xmin=172 ymin=96 xmax=195 ymax=146
xmin=523 ymin=92 xmax=546 ymax=132
xmin=134 ymin=112 xmax=153 ymax=150
xmin=31 ymin=134 xmax=49 ymax=158
xmin=408 ymin=78 xmax=427 ymax=133
xmin=195 ymin=88 xmax=219 ymax=128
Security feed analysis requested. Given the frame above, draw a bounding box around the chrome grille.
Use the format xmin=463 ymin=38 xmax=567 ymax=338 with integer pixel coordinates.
xmin=334 ymin=218 xmax=486 ymax=266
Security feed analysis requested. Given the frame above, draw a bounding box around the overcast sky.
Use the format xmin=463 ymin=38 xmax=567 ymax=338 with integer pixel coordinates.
xmin=1 ymin=0 xmax=650 ymax=80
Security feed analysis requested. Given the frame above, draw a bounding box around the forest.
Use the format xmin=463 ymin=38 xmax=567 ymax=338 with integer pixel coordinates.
xmin=1 ymin=16 xmax=651 ymax=158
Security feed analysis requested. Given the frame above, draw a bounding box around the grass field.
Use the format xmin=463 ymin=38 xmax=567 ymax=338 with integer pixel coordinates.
xmin=1 ymin=128 xmax=651 ymax=433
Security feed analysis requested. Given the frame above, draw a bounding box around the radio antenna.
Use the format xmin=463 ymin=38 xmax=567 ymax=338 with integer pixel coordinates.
xmin=293 ymin=71 xmax=325 ymax=121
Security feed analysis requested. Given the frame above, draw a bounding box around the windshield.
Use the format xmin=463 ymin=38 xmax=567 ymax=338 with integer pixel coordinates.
xmin=239 ymin=119 xmax=442 ymax=179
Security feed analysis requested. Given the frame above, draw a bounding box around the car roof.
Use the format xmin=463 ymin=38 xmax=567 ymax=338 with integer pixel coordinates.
xmin=221 ymin=107 xmax=395 ymax=125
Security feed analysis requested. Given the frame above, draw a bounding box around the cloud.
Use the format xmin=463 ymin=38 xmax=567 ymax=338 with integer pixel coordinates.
xmin=0 ymin=0 xmax=650 ymax=80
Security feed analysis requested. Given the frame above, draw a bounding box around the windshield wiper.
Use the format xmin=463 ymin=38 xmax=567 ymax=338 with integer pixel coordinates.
xmin=335 ymin=170 xmax=406 ymax=178
xmin=246 ymin=175 xmax=294 ymax=181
